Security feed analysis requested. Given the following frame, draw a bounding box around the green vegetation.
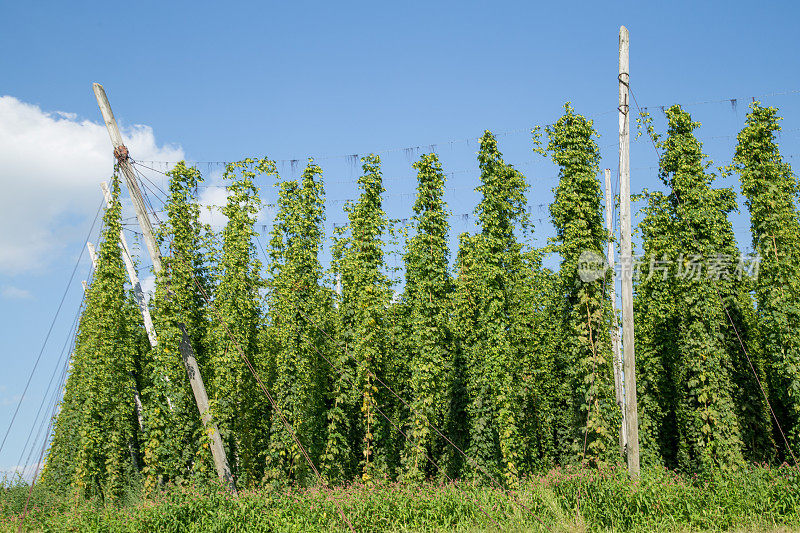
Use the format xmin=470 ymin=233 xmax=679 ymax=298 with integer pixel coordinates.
xmin=4 ymin=465 xmax=798 ymax=532
xmin=452 ymin=131 xmax=542 ymax=485
xmin=13 ymin=102 xmax=800 ymax=530
xmin=144 ymin=161 xmax=214 ymax=490
xmin=41 ymin=173 xmax=145 ymax=502
xmin=326 ymin=154 xmax=395 ymax=484
xmin=265 ymin=159 xmax=332 ymax=484
xmin=636 ymin=105 xmax=770 ymax=472
xmin=546 ymin=105 xmax=618 ymax=467
xmin=730 ymin=102 xmax=800 ymax=460
xmin=208 ymin=157 xmax=274 ymax=487
xmin=399 ymin=153 xmax=453 ymax=481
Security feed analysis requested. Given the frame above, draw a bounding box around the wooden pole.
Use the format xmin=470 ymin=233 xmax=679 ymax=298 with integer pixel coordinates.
xmin=178 ymin=324 xmax=237 ymax=494
xmin=93 ymin=83 xmax=233 ymax=490
xmin=93 ymin=83 xmax=162 ymax=273
xmin=604 ymin=168 xmax=627 ymax=456
xmin=618 ymin=25 xmax=640 ymax=477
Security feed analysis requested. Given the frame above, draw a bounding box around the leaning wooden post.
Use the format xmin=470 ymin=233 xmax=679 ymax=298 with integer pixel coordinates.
xmin=604 ymin=168 xmax=627 ymax=457
xmin=178 ymin=324 xmax=237 ymax=494
xmin=93 ymin=83 xmax=235 ymax=491
xmin=93 ymin=83 xmax=162 ymax=273
xmin=618 ymin=25 xmax=640 ymax=477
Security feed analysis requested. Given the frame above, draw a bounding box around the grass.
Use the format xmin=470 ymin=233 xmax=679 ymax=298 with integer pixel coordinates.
xmin=1 ymin=464 xmax=798 ymax=532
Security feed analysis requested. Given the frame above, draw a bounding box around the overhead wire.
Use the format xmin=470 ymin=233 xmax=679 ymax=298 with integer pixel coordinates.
xmin=638 ymin=88 xmax=800 ymax=113
xmin=18 ymin=257 xmax=96 ymax=479
xmin=14 ymin=287 xmax=87 ymax=476
xmin=133 ymin=158 xmax=560 ymax=196
xmin=130 ymin=87 xmax=800 ymax=171
xmin=130 ymin=118 xmax=588 ymax=170
xmin=0 ymin=199 xmax=104 ymax=457
xmin=20 ymin=346 xmax=73 ymax=482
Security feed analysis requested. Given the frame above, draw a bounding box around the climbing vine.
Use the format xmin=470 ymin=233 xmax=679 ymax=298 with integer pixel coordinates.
xmin=326 ymin=154 xmax=393 ymax=484
xmin=730 ymin=101 xmax=800 ymax=459
xmin=265 ymin=160 xmax=332 ymax=484
xmin=399 ymin=153 xmax=452 ymax=480
xmin=546 ymin=103 xmax=618 ymax=467
xmin=143 ymin=161 xmax=214 ymax=490
xmin=208 ymin=157 xmax=274 ymax=487
xmin=452 ymin=130 xmax=543 ymax=485
xmin=636 ymin=105 xmax=756 ymax=472
xmin=43 ymin=172 xmax=142 ymax=501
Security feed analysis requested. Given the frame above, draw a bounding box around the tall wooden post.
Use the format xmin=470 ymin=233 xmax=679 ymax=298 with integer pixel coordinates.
xmin=93 ymin=83 xmax=162 ymax=273
xmin=93 ymin=83 xmax=234 ymax=491
xmin=604 ymin=169 xmax=627 ymax=456
xmin=618 ymin=26 xmax=640 ymax=477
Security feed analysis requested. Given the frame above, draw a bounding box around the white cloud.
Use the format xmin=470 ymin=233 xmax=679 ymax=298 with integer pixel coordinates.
xmin=0 ymin=96 xmax=184 ymax=275
xmin=198 ymin=181 xmax=231 ymax=231
xmin=0 ymin=285 xmax=32 ymax=299
xmin=1 ymin=462 xmax=43 ymax=483
xmin=139 ymin=274 xmax=156 ymax=303
xmin=0 ymin=393 xmax=21 ymax=406
xmin=197 ymin=169 xmax=274 ymax=234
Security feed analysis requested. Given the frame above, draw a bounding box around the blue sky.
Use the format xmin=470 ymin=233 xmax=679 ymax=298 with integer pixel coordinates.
xmin=2 ymin=0 xmax=800 ymax=477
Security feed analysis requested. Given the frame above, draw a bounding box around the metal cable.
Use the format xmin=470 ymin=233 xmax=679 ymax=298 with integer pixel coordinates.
xmin=0 ymin=200 xmax=104 ymax=457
